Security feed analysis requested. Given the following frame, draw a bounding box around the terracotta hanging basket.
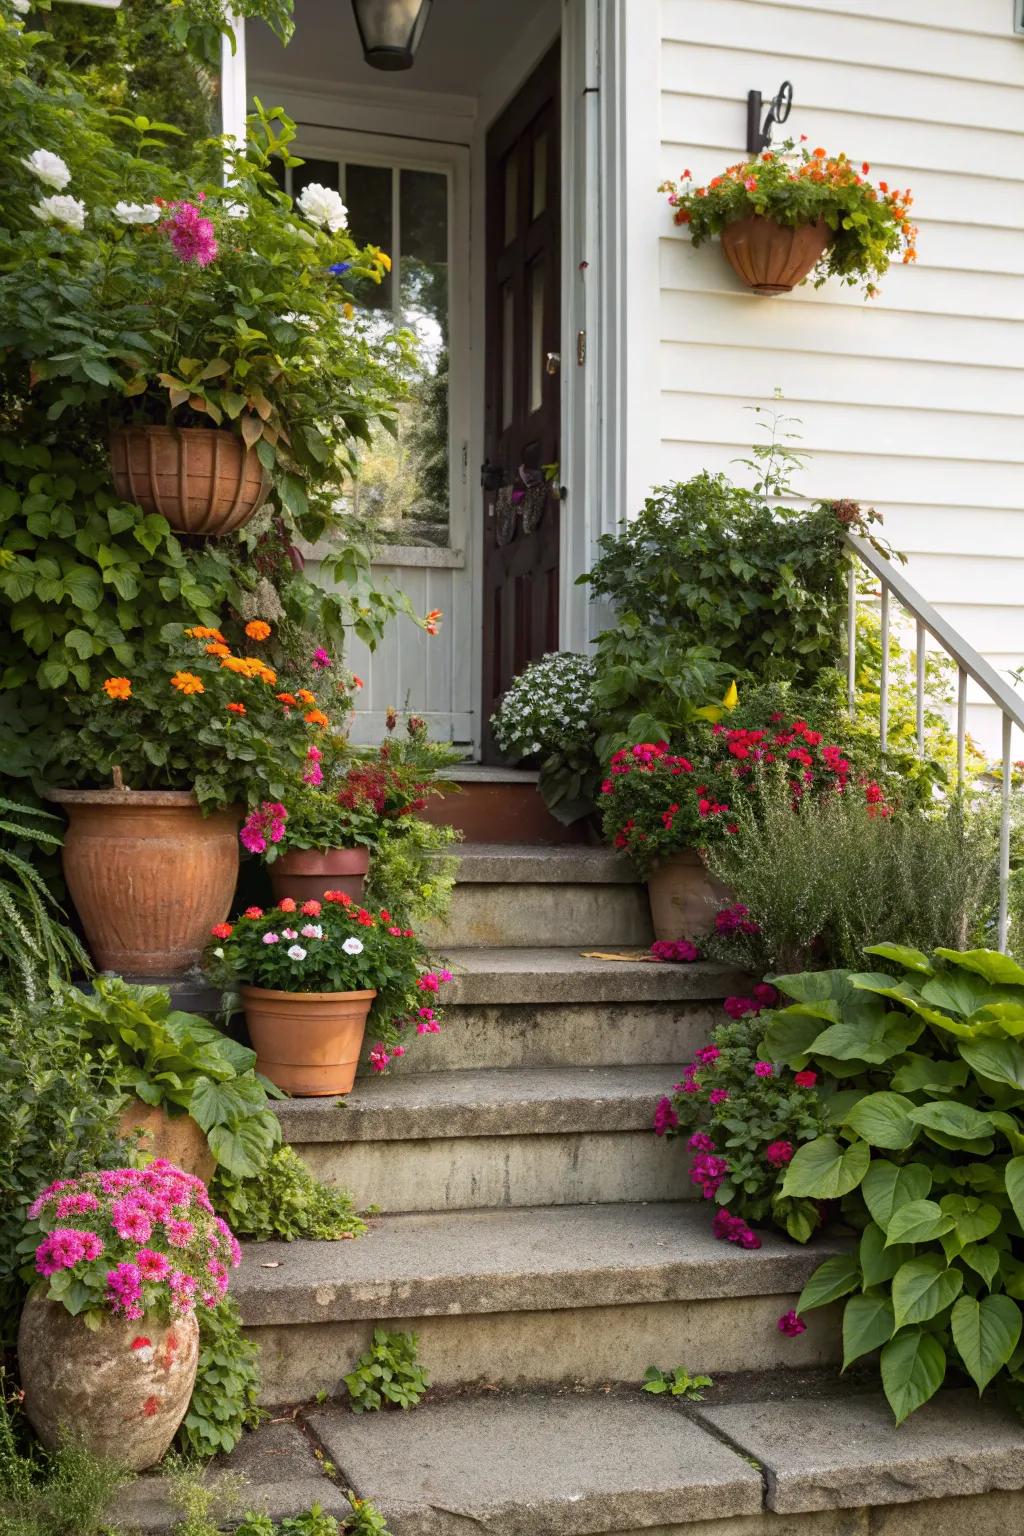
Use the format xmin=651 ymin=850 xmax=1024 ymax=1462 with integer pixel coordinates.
xmin=269 ymin=846 xmax=371 ymax=907
xmin=109 ymin=425 xmax=270 ymax=536
xmin=720 ymin=216 xmax=830 ymax=296
xmin=241 ymin=985 xmax=377 ymax=1096
xmin=45 ymin=787 xmax=240 ymax=977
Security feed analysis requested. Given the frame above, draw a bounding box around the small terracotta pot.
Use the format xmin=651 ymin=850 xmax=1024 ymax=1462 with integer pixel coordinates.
xmin=241 ymin=985 xmax=377 ymax=1095
xmin=269 ymin=846 xmax=370 ymax=907
xmin=720 ymin=216 xmax=830 ymax=295
xmin=45 ymin=788 xmax=240 ymax=976
xmin=109 ymin=425 xmax=270 ymax=536
xmin=18 ymin=1295 xmax=199 ymax=1471
xmin=118 ymin=1098 xmax=215 ymax=1184
xmin=647 ymin=849 xmax=730 ymax=941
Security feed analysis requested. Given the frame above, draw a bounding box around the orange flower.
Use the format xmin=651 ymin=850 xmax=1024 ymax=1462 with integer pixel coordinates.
xmin=352 ymin=675 xmax=364 ymax=690
xmin=227 ymin=702 xmax=247 ymax=715
xmin=245 ymin=620 xmax=272 ymax=641
xmin=425 ymin=608 xmax=443 ymax=637
xmin=813 ymin=146 xmax=826 ymax=159
xmin=221 ymin=655 xmax=275 ymax=685
xmin=304 ymin=709 xmax=329 ymax=727
xmin=102 ymin=676 xmax=132 ymax=700
xmin=296 ymin=689 xmax=316 ymax=705
xmin=206 ymin=642 xmax=231 ymax=658
xmin=276 ymin=692 xmax=297 ymax=707
xmin=170 ymin=671 xmax=205 ymax=696
xmin=185 ymin=626 xmax=226 ymax=643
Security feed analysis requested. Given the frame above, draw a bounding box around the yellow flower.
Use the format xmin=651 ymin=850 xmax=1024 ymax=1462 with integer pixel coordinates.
xmin=343 ymin=301 xmax=354 ymax=320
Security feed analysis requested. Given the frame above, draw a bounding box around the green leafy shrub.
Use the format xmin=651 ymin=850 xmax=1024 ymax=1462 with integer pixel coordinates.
xmin=641 ymin=1365 xmax=712 ymax=1400
xmin=0 ymin=1378 xmax=132 ymax=1536
xmin=343 ymin=1329 xmax=429 ymax=1414
xmin=0 ymin=799 xmax=88 ymax=1004
xmin=364 ymin=816 xmax=459 ymax=935
xmin=766 ymin=947 xmax=1024 ymax=1421
xmin=213 ymin=1146 xmax=365 ymax=1244
xmin=176 ymin=1298 xmax=262 ymax=1459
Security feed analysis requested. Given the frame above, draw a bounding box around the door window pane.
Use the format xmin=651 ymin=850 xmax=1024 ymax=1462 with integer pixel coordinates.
xmin=503 ymin=152 xmax=518 ymax=245
xmin=528 ymin=260 xmax=544 ymax=414
xmin=502 ymin=283 xmax=515 ymax=430
xmin=345 ymin=163 xmax=393 ymax=310
xmin=291 ymin=158 xmax=340 ymax=196
xmin=531 ymin=133 xmax=548 ymax=220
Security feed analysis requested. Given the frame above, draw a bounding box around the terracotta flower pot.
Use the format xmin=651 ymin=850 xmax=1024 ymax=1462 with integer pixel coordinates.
xmin=109 ymin=425 xmax=270 ymax=536
xmin=269 ymin=846 xmax=370 ymax=907
xmin=18 ymin=1294 xmax=199 ymax=1471
xmin=720 ymin=216 xmax=830 ymax=295
xmin=241 ymin=985 xmax=376 ymax=1096
xmin=45 ymin=788 xmax=240 ymax=977
xmin=647 ymin=849 xmax=730 ymax=942
xmin=118 ymin=1098 xmax=215 ymax=1184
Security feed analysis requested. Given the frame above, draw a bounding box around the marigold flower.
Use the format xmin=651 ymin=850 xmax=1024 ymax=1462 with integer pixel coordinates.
xmin=226 ymin=701 xmax=246 ymax=715
xmin=296 ymin=689 xmax=316 ymax=705
xmin=103 ymin=676 xmax=132 ymax=700
xmin=206 ymin=642 xmax=231 ymax=658
xmin=245 ymin=620 xmax=272 ymax=641
xmin=304 ymin=709 xmax=329 ymax=727
xmin=170 ymin=671 xmax=204 ymax=695
xmin=185 ymin=626 xmax=226 ymax=643
xmin=277 ymin=692 xmax=298 ymax=706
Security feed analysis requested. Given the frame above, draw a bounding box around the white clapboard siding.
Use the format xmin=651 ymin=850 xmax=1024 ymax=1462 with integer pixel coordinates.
xmin=654 ymin=0 xmax=1024 ymax=753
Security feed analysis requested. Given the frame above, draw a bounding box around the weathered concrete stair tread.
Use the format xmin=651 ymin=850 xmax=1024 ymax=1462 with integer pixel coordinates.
xmin=449 ymin=763 xmax=539 ymax=783
xmin=444 ymin=948 xmax=745 ymax=1005
xmin=275 ymin=1065 xmax=672 ymax=1142
xmin=233 ymin=1202 xmax=846 ymax=1326
xmin=696 ymin=1387 xmax=1024 ymax=1515
xmin=447 ymin=843 xmax=639 ymax=884
xmin=310 ymin=1392 xmax=762 ymax=1535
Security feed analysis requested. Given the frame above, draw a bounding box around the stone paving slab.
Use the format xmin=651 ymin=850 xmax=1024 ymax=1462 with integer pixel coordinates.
xmin=274 ymin=1065 xmax=673 ymax=1142
xmin=309 ymin=1392 xmax=763 ymax=1535
xmin=233 ymin=1202 xmax=847 ymax=1327
xmin=443 ymin=948 xmax=746 ymax=1006
xmin=695 ymin=1388 xmax=1024 ymax=1515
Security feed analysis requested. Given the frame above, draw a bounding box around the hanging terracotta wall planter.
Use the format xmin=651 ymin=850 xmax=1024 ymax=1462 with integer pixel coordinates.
xmin=109 ymin=425 xmax=270 ymax=536
xmin=269 ymin=846 xmax=370 ymax=907
xmin=720 ymin=216 xmax=830 ymax=295
xmin=241 ymin=985 xmax=377 ymax=1096
xmin=46 ymin=788 xmax=240 ymax=976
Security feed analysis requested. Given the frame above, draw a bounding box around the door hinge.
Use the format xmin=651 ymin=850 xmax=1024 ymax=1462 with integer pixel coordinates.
xmin=576 ymin=330 xmax=586 ymax=366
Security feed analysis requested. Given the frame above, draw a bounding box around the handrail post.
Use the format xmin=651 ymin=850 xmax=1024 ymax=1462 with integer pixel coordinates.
xmin=846 ymin=562 xmax=857 ymax=718
xmin=915 ymin=620 xmax=925 ymax=759
xmin=1000 ymin=713 xmax=1012 ymax=954
xmin=879 ymin=586 xmax=890 ymax=755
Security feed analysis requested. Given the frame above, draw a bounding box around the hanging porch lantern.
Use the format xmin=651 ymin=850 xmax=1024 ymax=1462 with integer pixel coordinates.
xmin=351 ymin=0 xmax=433 ymax=71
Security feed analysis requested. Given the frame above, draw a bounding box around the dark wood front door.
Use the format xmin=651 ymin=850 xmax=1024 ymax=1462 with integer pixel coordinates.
xmin=482 ymin=41 xmax=561 ymax=759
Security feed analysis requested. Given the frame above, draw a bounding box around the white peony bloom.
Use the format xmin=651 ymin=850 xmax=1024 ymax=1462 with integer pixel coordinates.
xmin=296 ymin=182 xmax=348 ymax=234
xmin=22 ymin=150 xmax=71 ymax=190
xmin=32 ymin=194 xmax=86 ymax=231
xmin=287 ymin=944 xmax=307 ymax=961
xmin=113 ymin=200 xmax=162 ymax=225
xmin=342 ymin=937 xmax=364 ymax=956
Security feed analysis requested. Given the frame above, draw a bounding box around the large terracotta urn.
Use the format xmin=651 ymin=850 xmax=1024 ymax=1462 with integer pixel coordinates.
xmin=109 ymin=425 xmax=270 ymax=537
xmin=118 ymin=1099 xmax=215 ymax=1184
xmin=269 ymin=846 xmax=370 ymax=907
xmin=18 ymin=1295 xmax=199 ymax=1471
xmin=46 ymin=788 xmax=240 ymax=976
xmin=647 ymin=849 xmax=730 ymax=942
xmin=241 ymin=986 xmax=376 ymax=1096
xmin=720 ymin=216 xmax=830 ymax=295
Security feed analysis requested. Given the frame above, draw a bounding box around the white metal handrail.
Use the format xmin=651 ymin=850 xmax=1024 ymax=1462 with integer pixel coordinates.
xmin=844 ymin=530 xmax=1024 ymax=952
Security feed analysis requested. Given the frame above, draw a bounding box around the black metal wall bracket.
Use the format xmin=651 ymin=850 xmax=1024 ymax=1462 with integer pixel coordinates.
xmin=747 ymin=80 xmax=793 ymax=155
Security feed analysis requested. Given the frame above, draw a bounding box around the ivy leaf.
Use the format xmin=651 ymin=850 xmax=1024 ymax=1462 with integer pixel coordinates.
xmin=891 ymin=1254 xmax=963 ymax=1330
xmin=843 ymin=1293 xmax=894 ymax=1370
xmin=951 ymin=1294 xmax=1022 ymax=1393
xmin=881 ymin=1328 xmax=946 ymax=1425
xmin=796 ymin=1254 xmax=861 ymax=1314
xmin=781 ymin=1136 xmax=870 ymax=1200
xmin=843 ymin=1092 xmax=917 ymax=1150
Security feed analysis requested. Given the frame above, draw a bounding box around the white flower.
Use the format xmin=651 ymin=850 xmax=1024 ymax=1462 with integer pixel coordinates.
xmin=300 ymin=923 xmax=323 ymax=939
xmin=22 ymin=149 xmax=70 ymax=190
xmin=213 ymin=947 xmax=225 ymax=960
xmin=113 ymin=200 xmax=161 ymax=225
xmin=32 ymin=194 xmax=86 ymax=231
xmin=296 ymin=182 xmax=348 ymax=234
xmin=11 ymin=0 xmax=30 ymax=15
xmin=221 ymin=201 xmax=247 ymax=219
xmin=287 ymin=944 xmax=307 ymax=961
xmin=342 ymin=937 xmax=364 ymax=956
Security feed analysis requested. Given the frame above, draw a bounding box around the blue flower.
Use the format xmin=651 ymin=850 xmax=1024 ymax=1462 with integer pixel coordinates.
xmin=329 ymin=261 xmax=351 ymax=277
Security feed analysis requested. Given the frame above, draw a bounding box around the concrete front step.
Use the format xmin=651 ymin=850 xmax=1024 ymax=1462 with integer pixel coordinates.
xmin=234 ymin=1202 xmax=846 ymax=1403
xmin=441 ymin=948 xmax=745 ymax=1007
xmin=276 ymin=1065 xmax=684 ymax=1211
xmin=423 ymin=844 xmax=653 ymax=949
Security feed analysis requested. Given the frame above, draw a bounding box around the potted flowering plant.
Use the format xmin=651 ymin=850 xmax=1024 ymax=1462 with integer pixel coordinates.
xmin=17 ymin=1161 xmax=241 ymax=1470
xmin=242 ymin=785 xmax=380 ymax=906
xmin=660 ymin=139 xmax=917 ymax=297
xmin=207 ymin=893 xmax=451 ymax=1094
xmin=47 ymin=619 xmax=323 ymax=975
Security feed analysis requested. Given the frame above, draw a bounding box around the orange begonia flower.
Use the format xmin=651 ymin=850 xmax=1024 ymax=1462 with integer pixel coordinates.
xmin=170 ymin=671 xmax=205 ymax=696
xmin=103 ymin=676 xmax=132 ymax=700
xmin=245 ymin=620 xmax=272 ymax=641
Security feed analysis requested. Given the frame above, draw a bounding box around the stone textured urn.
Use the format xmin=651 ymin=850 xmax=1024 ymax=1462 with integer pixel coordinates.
xmin=720 ymin=216 xmax=830 ymax=295
xmin=269 ymin=846 xmax=370 ymax=907
xmin=241 ymin=985 xmax=376 ymax=1096
xmin=109 ymin=425 xmax=270 ymax=537
xmin=45 ymin=788 xmax=240 ymax=976
xmin=118 ymin=1099 xmax=215 ymax=1184
xmin=18 ymin=1295 xmax=199 ymax=1471
xmin=646 ymin=849 xmax=730 ymax=941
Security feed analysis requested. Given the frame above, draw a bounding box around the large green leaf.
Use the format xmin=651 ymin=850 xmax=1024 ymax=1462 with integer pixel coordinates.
xmin=796 ymin=1254 xmax=861 ymax=1314
xmin=843 ymin=1293 xmax=895 ymax=1370
xmin=891 ymin=1255 xmax=963 ymax=1330
xmin=206 ymin=1114 xmax=279 ymax=1179
xmin=1004 ymin=1157 xmax=1024 ymax=1230
xmin=919 ymin=971 xmax=1000 ymax=1019
xmin=885 ymin=1199 xmax=955 ymax=1247
xmin=761 ymin=1011 xmax=822 ymax=1069
xmin=935 ymin=949 xmax=1024 ymax=989
xmin=959 ymin=1038 xmax=1024 ymax=1092
xmin=907 ymin=1102 xmax=995 ymax=1142
xmin=881 ymin=1328 xmax=946 ymax=1424
xmin=188 ymin=1074 xmax=265 ymax=1133
xmin=890 ymin=1056 xmax=968 ymax=1095
xmin=864 ymin=944 xmax=933 ymax=975
xmin=862 ymin=1161 xmax=933 ymax=1232
xmin=951 ymin=1294 xmax=1022 ymax=1393
xmin=972 ymin=1002 xmax=1024 ymax=1039
xmin=959 ymin=1242 xmax=1000 ymax=1289
xmin=770 ymin=970 xmax=853 ymax=1005
xmin=859 ymin=1222 xmax=912 ymax=1287
xmin=781 ymin=1136 xmax=870 ymax=1200
xmin=843 ymin=1092 xmax=917 ymax=1150
xmin=938 ymin=1195 xmax=1001 ymax=1246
